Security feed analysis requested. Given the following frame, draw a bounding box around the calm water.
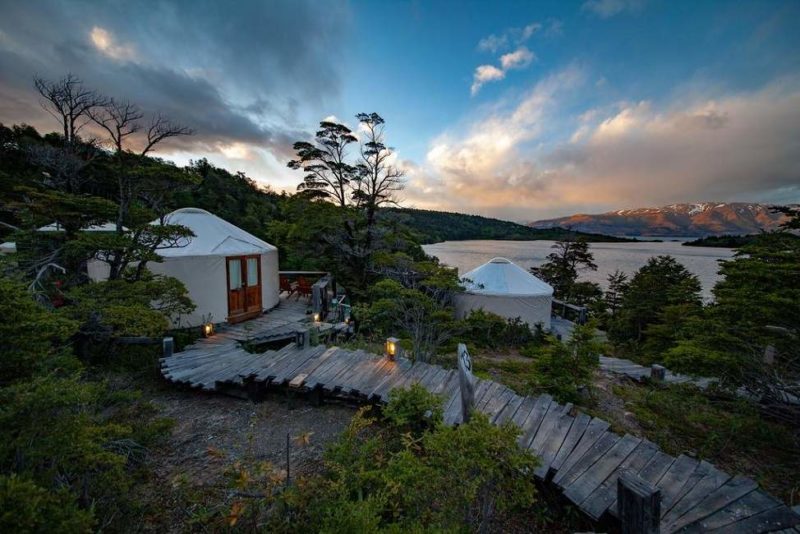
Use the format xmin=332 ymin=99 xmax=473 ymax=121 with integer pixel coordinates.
xmin=422 ymin=240 xmax=736 ymax=300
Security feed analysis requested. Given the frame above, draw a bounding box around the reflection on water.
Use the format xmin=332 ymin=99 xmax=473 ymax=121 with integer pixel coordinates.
xmin=422 ymin=239 xmax=736 ymax=300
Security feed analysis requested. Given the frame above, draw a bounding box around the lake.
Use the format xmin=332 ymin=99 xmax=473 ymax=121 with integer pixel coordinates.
xmin=422 ymin=239 xmax=736 ymax=300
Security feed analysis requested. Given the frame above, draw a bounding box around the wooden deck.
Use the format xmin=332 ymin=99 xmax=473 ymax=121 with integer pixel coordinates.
xmin=161 ymin=305 xmax=800 ymax=533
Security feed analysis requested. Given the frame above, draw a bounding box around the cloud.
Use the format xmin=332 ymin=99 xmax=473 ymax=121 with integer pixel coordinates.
xmin=0 ymin=0 xmax=350 ymax=189
xmin=405 ymin=73 xmax=800 ymax=221
xmin=500 ymin=47 xmax=535 ymax=70
xmin=477 ymin=22 xmax=542 ymax=53
xmin=471 ymin=46 xmax=536 ymax=95
xmin=89 ymin=27 xmax=137 ymax=62
xmin=582 ymin=0 xmax=646 ymax=18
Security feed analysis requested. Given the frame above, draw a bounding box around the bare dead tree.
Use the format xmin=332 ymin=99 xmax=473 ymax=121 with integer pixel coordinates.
xmin=89 ymin=100 xmax=193 ymax=279
xmin=141 ymin=113 xmax=193 ymax=156
xmin=353 ymin=112 xmax=405 ymax=246
xmin=31 ymin=75 xmax=106 ymax=193
xmin=90 ymin=99 xmax=144 ymax=154
xmin=34 ymin=74 xmax=107 ymax=145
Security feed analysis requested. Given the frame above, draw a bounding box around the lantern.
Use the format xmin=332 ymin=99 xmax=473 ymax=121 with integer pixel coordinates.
xmin=385 ymin=337 xmax=400 ymax=361
xmin=313 ymin=312 xmax=321 ymax=323
xmin=202 ymin=322 xmax=214 ymax=337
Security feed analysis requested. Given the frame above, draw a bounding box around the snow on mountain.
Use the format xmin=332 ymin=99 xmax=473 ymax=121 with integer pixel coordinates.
xmin=529 ymin=202 xmax=790 ymax=237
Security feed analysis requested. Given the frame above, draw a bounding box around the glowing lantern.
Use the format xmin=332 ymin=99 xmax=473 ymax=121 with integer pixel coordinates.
xmin=313 ymin=312 xmax=321 ymax=323
xmin=385 ymin=337 xmax=399 ymax=361
xmin=202 ymin=322 xmax=214 ymax=337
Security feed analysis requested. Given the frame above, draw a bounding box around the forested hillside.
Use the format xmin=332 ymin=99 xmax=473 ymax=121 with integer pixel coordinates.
xmin=382 ymin=208 xmax=635 ymax=244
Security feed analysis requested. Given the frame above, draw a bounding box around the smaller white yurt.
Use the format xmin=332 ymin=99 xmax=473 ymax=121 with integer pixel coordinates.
xmin=88 ymin=208 xmax=279 ymax=327
xmin=455 ymin=257 xmax=553 ymax=330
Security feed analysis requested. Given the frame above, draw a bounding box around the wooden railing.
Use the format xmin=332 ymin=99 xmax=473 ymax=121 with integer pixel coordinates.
xmin=552 ymin=298 xmax=588 ymax=324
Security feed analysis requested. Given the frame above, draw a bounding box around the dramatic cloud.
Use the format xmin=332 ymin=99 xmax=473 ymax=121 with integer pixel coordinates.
xmin=0 ymin=0 xmax=351 ymax=190
xmin=471 ymin=46 xmax=536 ymax=95
xmin=406 ymin=73 xmax=800 ymax=221
xmin=582 ymin=0 xmax=646 ymax=18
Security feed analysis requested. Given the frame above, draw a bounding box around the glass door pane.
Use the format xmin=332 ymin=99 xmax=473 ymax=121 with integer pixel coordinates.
xmin=228 ymin=259 xmax=242 ymax=289
xmin=247 ymin=257 xmax=259 ymax=286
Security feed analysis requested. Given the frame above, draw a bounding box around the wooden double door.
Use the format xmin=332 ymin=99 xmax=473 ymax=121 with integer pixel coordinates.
xmin=226 ymin=255 xmax=262 ymax=323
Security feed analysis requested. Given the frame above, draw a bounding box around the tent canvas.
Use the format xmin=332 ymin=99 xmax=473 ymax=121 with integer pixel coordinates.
xmin=88 ymin=208 xmax=280 ymax=327
xmin=455 ymin=257 xmax=553 ymax=330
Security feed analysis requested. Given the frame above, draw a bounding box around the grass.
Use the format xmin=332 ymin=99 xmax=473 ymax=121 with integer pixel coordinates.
xmin=613 ymin=382 xmax=800 ymax=504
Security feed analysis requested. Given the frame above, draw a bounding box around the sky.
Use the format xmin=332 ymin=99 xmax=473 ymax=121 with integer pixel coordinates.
xmin=1 ymin=0 xmax=798 ymax=222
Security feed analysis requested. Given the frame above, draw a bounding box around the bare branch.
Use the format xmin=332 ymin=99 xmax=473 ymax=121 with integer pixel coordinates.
xmin=34 ymin=74 xmax=107 ymax=143
xmin=141 ymin=114 xmax=193 ymax=156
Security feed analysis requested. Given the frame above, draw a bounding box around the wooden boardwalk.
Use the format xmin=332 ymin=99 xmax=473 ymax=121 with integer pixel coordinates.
xmin=599 ymin=355 xmax=717 ymax=389
xmin=162 ymin=307 xmax=799 ymax=533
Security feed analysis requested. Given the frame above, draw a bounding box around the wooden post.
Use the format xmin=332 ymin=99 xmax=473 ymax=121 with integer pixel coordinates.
xmin=295 ymin=329 xmax=309 ymax=349
xmin=311 ymin=276 xmax=330 ymax=320
xmin=618 ymin=470 xmax=661 ymax=534
xmin=650 ymin=364 xmax=666 ymax=382
xmin=162 ymin=337 xmax=174 ymax=359
xmin=763 ymin=345 xmax=776 ymax=366
xmin=457 ymin=343 xmax=476 ymax=424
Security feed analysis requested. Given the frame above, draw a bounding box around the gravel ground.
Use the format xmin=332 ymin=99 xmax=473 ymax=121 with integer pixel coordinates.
xmin=147 ymin=389 xmax=355 ymax=486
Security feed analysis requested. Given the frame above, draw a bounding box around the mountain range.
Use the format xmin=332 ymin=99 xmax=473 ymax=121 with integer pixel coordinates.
xmin=530 ymin=202 xmax=789 ymax=237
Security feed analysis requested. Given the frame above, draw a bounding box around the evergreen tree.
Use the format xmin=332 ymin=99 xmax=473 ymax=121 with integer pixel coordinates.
xmin=530 ymin=237 xmax=597 ymax=302
xmin=609 ymin=255 xmax=701 ymax=351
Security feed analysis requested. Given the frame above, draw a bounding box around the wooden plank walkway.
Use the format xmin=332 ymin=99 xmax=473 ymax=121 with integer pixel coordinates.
xmin=599 ymin=355 xmax=717 ymax=389
xmin=161 ymin=309 xmax=799 ymax=533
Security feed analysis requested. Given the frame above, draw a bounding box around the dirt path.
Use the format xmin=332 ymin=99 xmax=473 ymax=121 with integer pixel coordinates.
xmin=147 ymin=389 xmax=355 ymax=485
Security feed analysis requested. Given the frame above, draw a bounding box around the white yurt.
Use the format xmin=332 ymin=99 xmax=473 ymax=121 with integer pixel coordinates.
xmin=454 ymin=257 xmax=554 ymax=330
xmin=88 ymin=207 xmax=279 ymax=327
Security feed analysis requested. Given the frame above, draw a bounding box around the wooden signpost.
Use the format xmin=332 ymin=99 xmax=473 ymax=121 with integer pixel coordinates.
xmin=458 ymin=343 xmax=476 ymax=424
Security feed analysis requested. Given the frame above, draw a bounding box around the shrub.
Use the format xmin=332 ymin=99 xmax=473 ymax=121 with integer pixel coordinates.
xmin=273 ymin=387 xmax=539 ymax=532
xmin=0 ymin=474 xmax=94 ymax=533
xmin=460 ymin=309 xmax=535 ymax=350
xmin=521 ymin=321 xmax=602 ymax=404
xmin=0 ymin=277 xmax=79 ymax=384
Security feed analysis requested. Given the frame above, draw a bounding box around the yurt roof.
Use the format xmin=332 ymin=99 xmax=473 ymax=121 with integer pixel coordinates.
xmin=460 ymin=257 xmax=553 ymax=297
xmin=153 ymin=207 xmax=277 ymax=258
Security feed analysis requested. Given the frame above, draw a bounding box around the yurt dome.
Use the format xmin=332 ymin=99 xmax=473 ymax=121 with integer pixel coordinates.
xmin=154 ymin=208 xmax=276 ymax=257
xmin=455 ymin=257 xmax=553 ymax=330
xmin=461 ymin=257 xmax=553 ymax=297
xmin=88 ymin=208 xmax=280 ymax=327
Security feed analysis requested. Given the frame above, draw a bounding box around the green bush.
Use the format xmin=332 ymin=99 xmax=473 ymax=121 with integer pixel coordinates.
xmin=383 ymin=383 xmax=443 ymax=435
xmin=521 ymin=322 xmax=602 ymax=404
xmin=0 ymin=277 xmax=79 ymax=384
xmin=615 ymin=383 xmax=798 ymax=501
xmin=0 ymin=474 xmax=94 ymax=533
xmin=460 ymin=309 xmax=535 ymax=350
xmin=267 ymin=387 xmax=540 ymax=532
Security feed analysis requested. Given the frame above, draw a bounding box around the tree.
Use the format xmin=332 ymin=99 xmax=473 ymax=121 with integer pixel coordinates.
xmin=609 ymin=255 xmax=701 ymax=350
xmin=89 ymin=99 xmax=194 ymax=280
xmin=31 ymin=74 xmax=106 ymax=195
xmin=531 ymin=237 xmax=597 ymax=301
xmin=356 ymin=279 xmax=456 ymax=363
xmin=665 ymin=233 xmax=800 ymax=402
xmin=34 ymin=74 xmax=106 ymax=146
xmin=352 ymin=112 xmax=405 ymax=247
xmin=287 ymin=121 xmax=358 ymax=208
xmin=604 ymin=269 xmax=629 ymax=317
xmin=524 ymin=321 xmax=603 ymax=403
xmin=772 ymin=204 xmax=800 ymax=230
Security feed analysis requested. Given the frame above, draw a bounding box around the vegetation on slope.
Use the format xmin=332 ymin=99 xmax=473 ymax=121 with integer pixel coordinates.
xmin=381 ymin=207 xmax=638 ymax=244
xmin=683 ymin=232 xmax=800 ymax=248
